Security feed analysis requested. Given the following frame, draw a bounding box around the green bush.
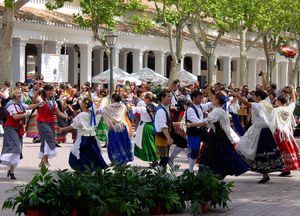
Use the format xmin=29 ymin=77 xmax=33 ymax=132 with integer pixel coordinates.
xmin=3 ymin=165 xmax=234 ymax=216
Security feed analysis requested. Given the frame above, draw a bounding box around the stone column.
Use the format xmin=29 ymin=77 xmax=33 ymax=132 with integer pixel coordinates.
xmin=279 ymin=61 xmax=288 ymax=87
xmin=67 ymin=47 xmax=78 ymax=86
xmin=235 ymin=59 xmax=240 ymax=87
xmin=79 ymin=44 xmax=92 ymax=85
xmin=222 ymin=57 xmax=231 ymax=85
xmin=143 ymin=51 xmax=148 ymax=68
xmin=93 ymin=48 xmax=101 ymax=77
xmin=99 ymin=49 xmax=104 ymax=73
xmin=154 ymin=51 xmax=165 ymax=76
xmin=272 ymin=61 xmax=279 ymax=86
xmin=12 ymin=39 xmax=26 ymax=83
xmin=122 ymin=51 xmax=129 ymax=71
xmin=133 ymin=49 xmax=143 ymax=73
xmin=180 ymin=55 xmax=185 ymax=71
xmin=211 ymin=55 xmax=217 ymax=84
xmin=192 ymin=54 xmax=201 ymax=76
xmin=44 ymin=41 xmax=61 ymax=54
xmin=247 ymin=58 xmax=257 ymax=91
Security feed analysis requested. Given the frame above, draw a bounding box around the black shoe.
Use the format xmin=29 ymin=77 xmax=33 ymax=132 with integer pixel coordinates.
xmin=258 ymin=176 xmax=270 ymax=184
xmin=150 ymin=161 xmax=158 ymax=168
xmin=102 ymin=144 xmax=107 ymax=148
xmin=7 ymin=171 xmax=16 ymax=180
xmin=279 ymin=171 xmax=291 ymax=177
xmin=55 ymin=143 xmax=61 ymax=147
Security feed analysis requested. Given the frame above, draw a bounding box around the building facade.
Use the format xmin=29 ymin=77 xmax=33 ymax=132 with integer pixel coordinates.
xmin=0 ymin=0 xmax=295 ymax=89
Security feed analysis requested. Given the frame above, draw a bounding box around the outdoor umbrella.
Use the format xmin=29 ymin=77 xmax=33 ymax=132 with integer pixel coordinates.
xmin=177 ymin=70 xmax=197 ymax=85
xmin=131 ymin=67 xmax=168 ymax=85
xmin=92 ymin=67 xmax=142 ymax=85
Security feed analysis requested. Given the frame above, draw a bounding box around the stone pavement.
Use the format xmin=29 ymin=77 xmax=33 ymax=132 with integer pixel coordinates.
xmin=1 ymin=137 xmax=300 ymax=216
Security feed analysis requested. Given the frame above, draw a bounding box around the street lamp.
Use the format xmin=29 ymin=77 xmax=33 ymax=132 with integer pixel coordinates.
xmin=268 ymin=50 xmax=276 ymax=84
xmin=105 ymin=32 xmax=118 ymax=96
xmin=206 ymin=41 xmax=214 ymax=84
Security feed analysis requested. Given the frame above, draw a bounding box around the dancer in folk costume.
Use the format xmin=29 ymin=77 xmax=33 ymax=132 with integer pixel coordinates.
xmin=0 ymin=88 xmax=43 ymax=179
xmin=26 ymin=86 xmax=40 ymax=142
xmin=187 ymin=91 xmax=249 ymax=179
xmin=185 ymin=90 xmax=212 ymax=172
xmin=95 ymin=89 xmax=110 ymax=144
xmin=154 ymin=90 xmax=174 ymax=169
xmin=230 ymin=89 xmax=284 ymax=183
xmin=103 ymin=93 xmax=133 ymax=165
xmin=131 ymin=93 xmax=159 ymax=164
xmin=168 ymin=80 xmax=187 ymax=168
xmin=271 ymin=87 xmax=300 ymax=176
xmin=35 ymin=84 xmax=69 ymax=167
xmin=59 ymin=97 xmax=108 ymax=172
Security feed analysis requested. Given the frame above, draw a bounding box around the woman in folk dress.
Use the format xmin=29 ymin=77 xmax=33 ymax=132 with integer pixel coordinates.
xmin=131 ymin=93 xmax=158 ymax=165
xmin=35 ymin=84 xmax=69 ymax=167
xmin=187 ymin=91 xmax=249 ymax=179
xmin=230 ymin=89 xmax=284 ymax=183
xmin=59 ymin=97 xmax=108 ymax=172
xmin=103 ymin=93 xmax=133 ymax=165
xmin=271 ymin=87 xmax=300 ymax=176
xmin=0 ymin=88 xmax=42 ymax=179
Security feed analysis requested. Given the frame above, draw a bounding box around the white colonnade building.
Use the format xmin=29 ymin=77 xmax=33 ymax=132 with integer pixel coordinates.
xmin=0 ymin=0 xmax=294 ymax=89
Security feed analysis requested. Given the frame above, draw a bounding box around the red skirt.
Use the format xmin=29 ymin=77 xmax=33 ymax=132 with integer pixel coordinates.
xmin=274 ymin=128 xmax=300 ymax=171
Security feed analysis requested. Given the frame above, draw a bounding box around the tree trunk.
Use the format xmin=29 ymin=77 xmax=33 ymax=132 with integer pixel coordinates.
xmin=0 ymin=6 xmax=14 ymax=84
xmin=239 ymin=29 xmax=248 ymax=85
xmin=167 ymin=61 xmax=181 ymax=86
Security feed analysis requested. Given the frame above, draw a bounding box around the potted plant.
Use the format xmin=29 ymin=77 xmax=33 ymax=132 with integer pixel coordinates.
xmin=139 ymin=168 xmax=183 ymax=215
xmin=2 ymin=166 xmax=57 ymax=216
xmin=50 ymin=169 xmax=92 ymax=216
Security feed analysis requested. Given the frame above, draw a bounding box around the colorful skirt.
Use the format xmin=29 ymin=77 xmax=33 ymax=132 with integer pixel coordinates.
xmin=199 ymin=130 xmax=249 ymax=178
xmin=54 ymin=115 xmax=67 ymax=144
xmin=26 ymin=110 xmax=39 ymax=138
xmin=69 ymin=136 xmax=108 ymax=172
xmin=274 ymin=128 xmax=300 ymax=171
xmin=244 ymin=128 xmax=284 ymax=174
xmin=134 ymin=122 xmax=158 ymax=162
xmin=95 ymin=117 xmax=108 ymax=143
xmin=107 ymin=128 xmax=134 ymax=165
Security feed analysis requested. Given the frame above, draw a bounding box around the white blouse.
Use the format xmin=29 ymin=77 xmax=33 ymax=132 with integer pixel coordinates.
xmin=132 ymin=101 xmax=153 ymax=123
xmin=71 ymin=112 xmax=101 ymax=136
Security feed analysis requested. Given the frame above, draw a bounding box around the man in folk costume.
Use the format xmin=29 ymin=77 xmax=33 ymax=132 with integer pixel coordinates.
xmin=185 ymin=90 xmax=213 ymax=172
xmin=154 ymin=89 xmax=174 ymax=169
xmin=230 ymin=89 xmax=284 ymax=183
xmin=168 ymin=80 xmax=187 ymax=168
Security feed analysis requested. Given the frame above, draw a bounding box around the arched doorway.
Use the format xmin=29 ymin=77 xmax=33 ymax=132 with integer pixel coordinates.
xmin=184 ymin=56 xmax=192 ymax=72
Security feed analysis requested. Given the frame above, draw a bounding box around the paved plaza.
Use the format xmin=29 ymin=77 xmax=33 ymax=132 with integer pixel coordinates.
xmin=1 ymin=137 xmax=300 ymax=216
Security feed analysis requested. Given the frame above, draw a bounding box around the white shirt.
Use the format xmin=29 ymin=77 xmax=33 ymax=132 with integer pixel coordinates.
xmin=154 ymin=104 xmax=170 ymax=133
xmin=186 ymin=102 xmax=213 ymax=123
xmin=171 ymin=91 xmax=178 ymax=106
xmin=132 ymin=101 xmax=153 ymax=123
xmin=71 ymin=112 xmax=101 ymax=136
xmin=0 ymin=88 xmax=9 ymax=99
xmin=7 ymin=102 xmax=28 ymax=116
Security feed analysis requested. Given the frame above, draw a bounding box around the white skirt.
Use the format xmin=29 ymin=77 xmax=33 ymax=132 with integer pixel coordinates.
xmin=38 ymin=141 xmax=57 ymax=159
xmin=0 ymin=153 xmax=20 ymax=166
